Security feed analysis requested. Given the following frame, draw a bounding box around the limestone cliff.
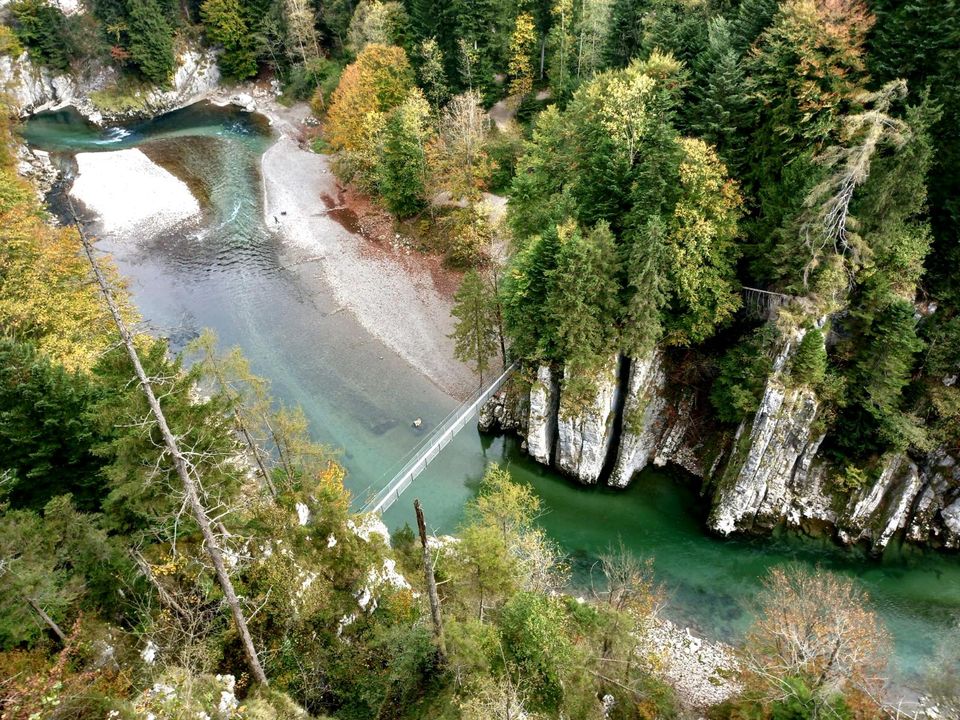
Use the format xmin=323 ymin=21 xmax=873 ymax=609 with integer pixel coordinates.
xmin=555 ymin=355 xmax=622 ymax=484
xmin=707 ymin=328 xmax=827 ymax=536
xmin=608 ymin=352 xmax=668 ymax=488
xmin=1 ymin=48 xmax=220 ymax=124
xmin=526 ymin=365 xmax=559 ymax=465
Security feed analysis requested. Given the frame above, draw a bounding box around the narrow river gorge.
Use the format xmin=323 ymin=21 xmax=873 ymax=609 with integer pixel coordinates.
xmin=23 ymin=101 xmax=960 ymax=687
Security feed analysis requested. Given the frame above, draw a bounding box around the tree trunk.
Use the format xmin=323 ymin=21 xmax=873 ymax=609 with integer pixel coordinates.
xmin=25 ymin=596 xmax=66 ymax=643
xmin=73 ymin=207 xmax=269 ymax=687
xmin=415 ymin=499 xmax=446 ymax=657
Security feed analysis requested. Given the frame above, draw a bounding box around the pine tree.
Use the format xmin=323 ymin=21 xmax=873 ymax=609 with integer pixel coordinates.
xmin=501 ymin=226 xmax=561 ymax=359
xmin=9 ymin=0 xmax=74 ymax=71
xmin=791 ymin=327 xmax=827 ymax=387
xmin=603 ymin=0 xmax=647 ymax=68
xmin=619 ymin=216 xmax=666 ymax=359
xmin=0 ymin=340 xmax=105 ymax=512
xmin=545 ymin=220 xmax=620 ymax=363
xmin=200 ymin=0 xmax=259 ymax=79
xmin=728 ymin=0 xmax=779 ymax=52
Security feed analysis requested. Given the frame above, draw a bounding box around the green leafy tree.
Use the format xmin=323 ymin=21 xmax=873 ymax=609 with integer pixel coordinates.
xmin=376 ymin=89 xmax=431 ymax=217
xmin=499 ymin=591 xmax=573 ymax=712
xmin=415 ymin=37 xmax=449 ymax=106
xmin=508 ymin=11 xmax=537 ymax=96
xmin=346 ymin=0 xmax=410 ymax=55
xmin=661 ymin=137 xmax=743 ymax=346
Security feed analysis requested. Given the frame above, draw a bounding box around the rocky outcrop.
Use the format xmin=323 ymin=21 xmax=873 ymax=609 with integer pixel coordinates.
xmin=556 ymin=355 xmax=622 ymax=484
xmin=478 ymin=375 xmax=529 ymax=435
xmin=609 ymin=352 xmax=668 ymax=488
xmin=0 ymin=53 xmax=108 ymax=122
xmin=838 ymin=455 xmax=923 ymax=551
xmin=707 ymin=328 xmax=826 ymax=536
xmin=526 ymin=365 xmax=559 ymax=465
xmin=16 ymin=145 xmax=59 ymax=197
xmin=1 ymin=48 xmax=220 ymax=124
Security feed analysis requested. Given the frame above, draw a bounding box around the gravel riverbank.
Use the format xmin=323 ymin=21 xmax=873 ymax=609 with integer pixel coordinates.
xmin=259 ymin=131 xmax=478 ymax=400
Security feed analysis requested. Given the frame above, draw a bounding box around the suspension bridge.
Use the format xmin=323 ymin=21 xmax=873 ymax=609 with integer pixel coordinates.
xmin=359 ymin=361 xmax=519 ymax=515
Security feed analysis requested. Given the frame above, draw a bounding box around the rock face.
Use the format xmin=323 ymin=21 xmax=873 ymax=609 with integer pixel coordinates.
xmin=526 ymin=365 xmax=559 ymax=465
xmin=609 ymin=352 xmax=668 ymax=488
xmin=838 ymin=455 xmax=922 ymax=550
xmin=556 ymin=355 xmax=622 ymax=484
xmin=708 ymin=329 xmax=824 ymax=536
xmin=1 ymin=48 xmax=220 ymax=123
xmin=16 ymin=145 xmax=60 ymax=198
xmin=478 ymin=376 xmax=529 ymax=435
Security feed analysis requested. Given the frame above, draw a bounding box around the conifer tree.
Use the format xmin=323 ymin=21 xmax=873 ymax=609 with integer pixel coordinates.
xmin=201 ymin=0 xmax=259 ymax=79
xmin=545 ymin=220 xmax=620 ymax=364
xmin=619 ymin=216 xmax=666 ymax=359
xmin=727 ymin=0 xmax=779 ymax=52
xmin=125 ymin=0 xmax=176 ymax=84
xmin=451 ymin=269 xmax=499 ymax=381
xmin=687 ymin=16 xmax=752 ymax=174
xmin=603 ymin=0 xmax=647 ymax=68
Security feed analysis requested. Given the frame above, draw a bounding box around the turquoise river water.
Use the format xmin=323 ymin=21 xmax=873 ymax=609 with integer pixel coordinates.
xmin=22 ymin=102 xmax=959 ymax=686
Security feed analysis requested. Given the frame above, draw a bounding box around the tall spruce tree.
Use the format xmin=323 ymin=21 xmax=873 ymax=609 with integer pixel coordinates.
xmin=603 ymin=0 xmax=648 ymax=68
xmin=125 ymin=0 xmax=176 ymax=83
xmin=686 ymin=16 xmax=752 ymax=175
xmin=451 ymin=269 xmax=499 ymax=381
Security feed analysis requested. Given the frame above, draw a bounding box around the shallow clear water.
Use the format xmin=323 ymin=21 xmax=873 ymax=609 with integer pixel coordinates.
xmin=23 ymin=103 xmax=960 ymax=685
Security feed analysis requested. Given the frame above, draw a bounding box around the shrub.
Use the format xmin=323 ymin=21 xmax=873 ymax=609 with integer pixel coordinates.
xmin=710 ymin=325 xmax=777 ymax=424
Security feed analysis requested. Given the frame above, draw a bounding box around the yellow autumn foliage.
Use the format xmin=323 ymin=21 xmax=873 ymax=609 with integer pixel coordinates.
xmin=0 ymin=113 xmax=130 ymax=370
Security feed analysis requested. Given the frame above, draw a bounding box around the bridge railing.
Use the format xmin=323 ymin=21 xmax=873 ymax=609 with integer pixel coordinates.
xmin=360 ymin=361 xmax=518 ymax=515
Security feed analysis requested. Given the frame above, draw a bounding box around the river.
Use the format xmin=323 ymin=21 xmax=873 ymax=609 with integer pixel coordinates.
xmin=22 ymin=101 xmax=960 ymax=686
